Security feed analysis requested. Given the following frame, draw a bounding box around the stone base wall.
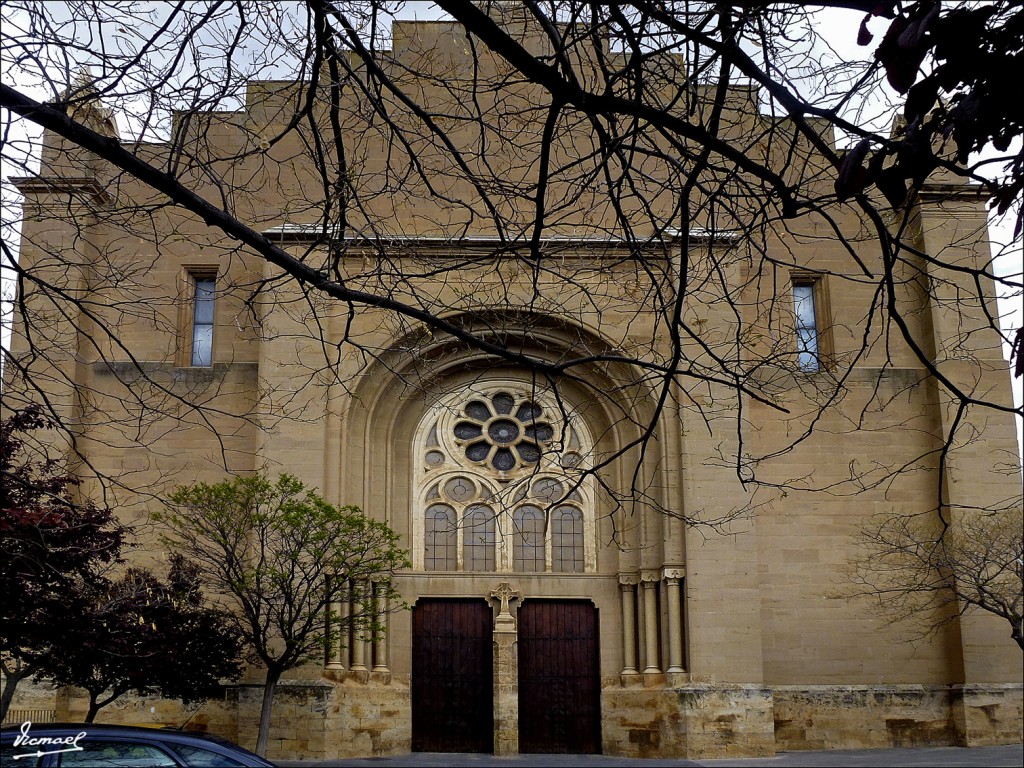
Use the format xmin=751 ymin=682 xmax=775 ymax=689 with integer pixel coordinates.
xmin=601 ymin=682 xmax=776 ymax=759
xmin=8 ymin=678 xmax=1021 ymax=760
xmin=322 ymin=673 xmax=411 ymax=759
xmin=952 ymin=684 xmax=1024 ymax=747
xmin=52 ymin=685 xmax=237 ymax=739
xmin=229 ymin=674 xmax=411 ymax=761
xmin=773 ymin=684 xmax=1024 ymax=751
xmin=231 ymin=682 xmax=332 ymax=759
xmin=773 ymin=685 xmax=955 ymax=750
xmin=0 ymin=679 xmax=60 ymax=724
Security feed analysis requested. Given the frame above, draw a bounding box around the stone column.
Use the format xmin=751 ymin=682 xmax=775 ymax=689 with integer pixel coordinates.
xmin=372 ymin=579 xmax=389 ymax=673
xmin=349 ymin=579 xmax=368 ymax=672
xmin=664 ymin=568 xmax=685 ymax=674
xmin=337 ymin=579 xmax=351 ymax=668
xmin=641 ymin=570 xmax=661 ymax=675
xmin=618 ymin=574 xmax=639 ymax=677
xmin=490 ymin=582 xmax=520 ymax=756
xmin=326 ymin=577 xmax=349 ymax=671
xmin=325 ymin=586 xmax=345 ymax=670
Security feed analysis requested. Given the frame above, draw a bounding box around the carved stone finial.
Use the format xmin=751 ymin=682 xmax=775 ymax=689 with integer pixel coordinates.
xmin=62 ymin=67 xmax=120 ymax=140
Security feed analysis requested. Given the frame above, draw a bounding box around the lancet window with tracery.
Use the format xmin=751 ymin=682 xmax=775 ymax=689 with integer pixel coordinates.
xmin=412 ymin=385 xmax=595 ymax=573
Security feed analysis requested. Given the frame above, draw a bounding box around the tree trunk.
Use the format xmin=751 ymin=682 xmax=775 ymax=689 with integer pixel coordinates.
xmin=85 ymin=695 xmax=101 ymax=723
xmin=84 ymin=689 xmax=124 ymax=723
xmin=254 ymin=668 xmax=282 ymax=758
xmin=0 ymin=664 xmax=32 ymax=722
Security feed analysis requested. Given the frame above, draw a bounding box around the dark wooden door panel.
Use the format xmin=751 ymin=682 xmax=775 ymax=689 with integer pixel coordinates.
xmin=411 ymin=599 xmax=494 ymax=753
xmin=518 ymin=600 xmax=601 ymax=754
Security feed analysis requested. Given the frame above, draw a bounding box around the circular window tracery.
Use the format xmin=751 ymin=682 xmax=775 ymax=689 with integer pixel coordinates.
xmin=452 ymin=390 xmax=554 ymax=472
xmin=443 ymin=476 xmax=477 ymax=503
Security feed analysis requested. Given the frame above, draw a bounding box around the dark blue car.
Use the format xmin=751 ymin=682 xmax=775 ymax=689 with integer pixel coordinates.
xmin=0 ymin=722 xmax=275 ymax=767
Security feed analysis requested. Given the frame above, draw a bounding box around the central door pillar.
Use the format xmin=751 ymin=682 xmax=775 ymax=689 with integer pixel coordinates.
xmin=491 ymin=582 xmax=520 ymax=756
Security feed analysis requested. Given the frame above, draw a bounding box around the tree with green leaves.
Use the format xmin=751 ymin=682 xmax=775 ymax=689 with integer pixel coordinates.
xmin=158 ymin=474 xmax=409 ymax=757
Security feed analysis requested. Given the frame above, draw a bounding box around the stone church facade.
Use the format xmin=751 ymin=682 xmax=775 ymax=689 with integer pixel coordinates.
xmin=5 ymin=11 xmax=1022 ymax=762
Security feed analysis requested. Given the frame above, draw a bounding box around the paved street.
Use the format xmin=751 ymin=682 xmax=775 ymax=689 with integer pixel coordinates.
xmin=279 ymin=743 xmax=1023 ymax=767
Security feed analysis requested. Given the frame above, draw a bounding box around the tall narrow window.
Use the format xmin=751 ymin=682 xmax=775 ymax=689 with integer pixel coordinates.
xmin=190 ymin=276 xmax=215 ymax=366
xmin=464 ymin=506 xmax=496 ymax=571
xmin=513 ymin=506 xmax=546 ymax=572
xmin=793 ymin=282 xmax=819 ymax=372
xmin=424 ymin=504 xmax=457 ymax=571
xmin=551 ymin=506 xmax=584 ymax=573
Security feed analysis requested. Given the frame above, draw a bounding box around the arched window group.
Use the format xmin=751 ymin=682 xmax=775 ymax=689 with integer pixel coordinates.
xmin=414 ymin=386 xmax=594 ymax=573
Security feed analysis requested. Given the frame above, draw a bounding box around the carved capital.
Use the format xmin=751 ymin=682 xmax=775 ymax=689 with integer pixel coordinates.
xmin=662 ymin=567 xmax=685 ymax=580
xmin=618 ymin=572 xmax=640 ymax=586
xmin=640 ymin=569 xmax=661 ymax=583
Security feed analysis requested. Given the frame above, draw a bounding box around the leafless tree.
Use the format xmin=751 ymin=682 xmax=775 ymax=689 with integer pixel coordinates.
xmin=1 ymin=1 xmax=1021 ymax=644
xmin=846 ymin=507 xmax=1024 ymax=650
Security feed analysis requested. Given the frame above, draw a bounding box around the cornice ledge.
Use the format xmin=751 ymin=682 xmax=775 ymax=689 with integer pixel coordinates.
xmin=917 ymin=180 xmax=987 ymax=203
xmin=261 ymin=224 xmax=745 ymax=247
xmin=10 ymin=175 xmax=112 ymax=205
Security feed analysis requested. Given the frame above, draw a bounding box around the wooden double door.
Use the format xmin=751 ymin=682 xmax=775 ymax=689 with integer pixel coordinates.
xmin=411 ymin=598 xmax=600 ymax=754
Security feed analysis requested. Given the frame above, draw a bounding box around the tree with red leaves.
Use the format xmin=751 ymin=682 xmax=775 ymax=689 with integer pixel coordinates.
xmin=39 ymin=556 xmax=244 ymax=722
xmin=0 ymin=405 xmax=125 ymax=720
xmin=1 ymin=407 xmax=243 ymax=722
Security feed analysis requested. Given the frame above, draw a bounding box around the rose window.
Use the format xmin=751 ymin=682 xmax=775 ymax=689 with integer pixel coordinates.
xmin=414 ymin=383 xmax=596 ymax=573
xmin=452 ymin=391 xmax=554 ymax=472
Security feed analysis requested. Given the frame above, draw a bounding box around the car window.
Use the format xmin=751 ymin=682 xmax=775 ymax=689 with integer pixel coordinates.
xmin=57 ymin=741 xmax=178 ymax=767
xmin=2 ymin=741 xmax=41 ymax=767
xmin=169 ymin=744 xmax=246 ymax=767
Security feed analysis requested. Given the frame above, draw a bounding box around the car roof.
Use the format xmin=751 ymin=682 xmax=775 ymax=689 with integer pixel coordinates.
xmin=4 ymin=723 xmax=216 ymax=740
xmin=1 ymin=723 xmax=155 ymax=737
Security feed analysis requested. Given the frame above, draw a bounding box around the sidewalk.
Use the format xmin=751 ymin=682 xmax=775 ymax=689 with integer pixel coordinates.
xmin=279 ymin=744 xmax=1023 ymax=767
